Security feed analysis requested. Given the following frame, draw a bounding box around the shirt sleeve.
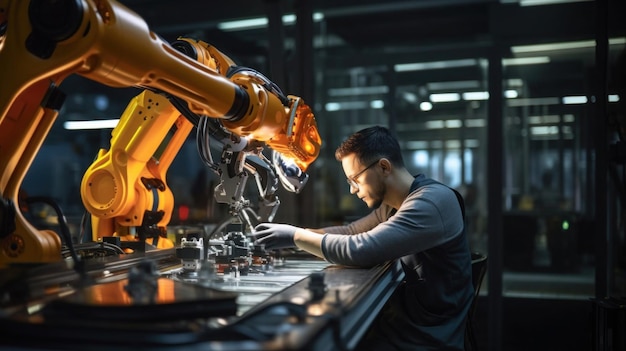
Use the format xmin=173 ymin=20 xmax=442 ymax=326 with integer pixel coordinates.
xmin=320 ymin=204 xmax=393 ymax=235
xmin=321 ymin=184 xmax=464 ymax=267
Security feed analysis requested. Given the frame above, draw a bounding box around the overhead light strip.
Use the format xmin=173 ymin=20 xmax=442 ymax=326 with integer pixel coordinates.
xmin=562 ymin=96 xmax=588 ymax=104
xmin=519 ymin=0 xmax=592 ymax=7
xmin=512 ymin=37 xmax=626 ymax=54
xmin=218 ymin=18 xmax=268 ymax=31
xmin=64 ymin=119 xmax=119 ymax=130
xmin=430 ymin=93 xmax=461 ymax=103
xmin=328 ymin=85 xmax=389 ymax=97
xmin=325 ymin=100 xmax=385 ymax=111
xmin=508 ymin=97 xmax=560 ymax=106
xmin=502 ymin=56 xmax=550 ymax=66
xmin=463 ymin=92 xmax=489 ymax=101
xmin=427 ymin=80 xmax=481 ymax=91
xmin=218 ymin=12 xmax=324 ymax=31
xmin=394 ymin=59 xmax=478 ymax=72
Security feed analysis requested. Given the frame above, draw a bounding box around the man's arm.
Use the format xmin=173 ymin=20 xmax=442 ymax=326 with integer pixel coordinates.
xmin=295 ymin=228 xmax=325 ymax=258
xmin=282 ymin=209 xmax=386 ymax=260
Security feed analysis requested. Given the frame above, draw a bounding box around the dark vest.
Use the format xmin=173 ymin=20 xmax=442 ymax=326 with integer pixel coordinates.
xmin=361 ymin=174 xmax=473 ymax=351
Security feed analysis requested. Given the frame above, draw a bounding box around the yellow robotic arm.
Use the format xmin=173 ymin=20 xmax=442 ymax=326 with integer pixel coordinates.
xmin=0 ymin=0 xmax=321 ymax=266
xmin=80 ymin=90 xmax=188 ymax=249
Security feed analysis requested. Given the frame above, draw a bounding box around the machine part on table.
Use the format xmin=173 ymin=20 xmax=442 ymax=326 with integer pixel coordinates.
xmin=176 ymin=237 xmax=204 ymax=275
xmin=308 ymin=271 xmax=328 ymax=301
xmin=124 ymin=259 xmax=159 ymax=304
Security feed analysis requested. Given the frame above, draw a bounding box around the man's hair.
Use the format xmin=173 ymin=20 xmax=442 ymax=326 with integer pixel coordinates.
xmin=335 ymin=125 xmax=405 ymax=167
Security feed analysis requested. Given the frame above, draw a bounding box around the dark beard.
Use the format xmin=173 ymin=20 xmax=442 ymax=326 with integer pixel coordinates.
xmin=368 ymin=184 xmax=385 ymax=209
xmin=369 ymin=197 xmax=383 ymax=209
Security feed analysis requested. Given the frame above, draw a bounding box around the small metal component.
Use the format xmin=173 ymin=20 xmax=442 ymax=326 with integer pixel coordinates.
xmin=124 ymin=259 xmax=159 ymax=304
xmin=308 ymin=271 xmax=327 ymax=301
xmin=176 ymin=237 xmax=204 ymax=273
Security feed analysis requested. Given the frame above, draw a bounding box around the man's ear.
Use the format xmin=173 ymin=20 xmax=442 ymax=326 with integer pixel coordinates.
xmin=379 ymin=158 xmax=392 ymax=174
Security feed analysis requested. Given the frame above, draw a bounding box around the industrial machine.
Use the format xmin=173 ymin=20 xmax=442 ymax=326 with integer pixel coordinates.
xmin=0 ymin=0 xmax=321 ymax=266
xmin=0 ymin=1 xmax=404 ymax=350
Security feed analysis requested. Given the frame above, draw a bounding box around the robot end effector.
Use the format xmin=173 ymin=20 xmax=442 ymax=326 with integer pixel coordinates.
xmin=167 ymin=37 xmax=322 ymax=173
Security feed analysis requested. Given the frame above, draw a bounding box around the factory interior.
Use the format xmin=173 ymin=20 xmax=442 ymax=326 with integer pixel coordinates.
xmin=1 ymin=0 xmax=625 ymax=350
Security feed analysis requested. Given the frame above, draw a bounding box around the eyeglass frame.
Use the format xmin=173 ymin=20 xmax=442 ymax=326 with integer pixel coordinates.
xmin=346 ymin=159 xmax=380 ymax=190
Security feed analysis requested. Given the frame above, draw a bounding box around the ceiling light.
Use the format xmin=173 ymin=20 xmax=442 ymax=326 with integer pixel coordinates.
xmin=528 ymin=115 xmax=561 ymax=124
xmin=412 ymin=150 xmax=429 ymax=166
xmin=531 ymin=126 xmax=559 ymax=136
xmin=512 ymin=40 xmax=594 ymax=53
xmin=394 ymin=59 xmax=478 ymax=72
xmin=562 ymin=96 xmax=588 ymax=104
xmin=445 ymin=120 xmax=463 ymax=128
xmin=324 ymin=101 xmax=370 ymax=111
xmin=461 ymin=90 xmax=518 ymax=100
xmin=64 ymin=119 xmax=119 ymax=130
xmin=425 ymin=120 xmax=445 ymax=129
xmin=465 ymin=119 xmax=486 ymax=128
xmin=505 ymin=90 xmax=519 ymax=98
xmin=511 ymin=38 xmax=626 ymax=54
xmin=313 ymin=13 xmax=324 ymax=21
xmin=463 ymin=92 xmax=489 ymax=101
xmin=430 ymin=93 xmax=461 ymax=103
xmin=402 ymin=92 xmax=418 ymax=103
xmin=420 ymin=101 xmax=433 ymax=111
xmin=325 ymin=102 xmax=341 ymax=111
xmin=427 ymin=80 xmax=480 ymax=91
xmin=282 ymin=14 xmax=297 ymax=24
xmin=218 ymin=18 xmax=268 ymax=31
xmin=218 ymin=12 xmax=324 ymax=31
xmin=507 ymin=79 xmax=524 ymax=87
xmin=370 ymin=100 xmax=385 ymax=109
xmin=507 ymin=97 xmax=560 ymax=107
xmin=328 ymin=85 xmax=389 ymax=97
xmin=502 ymin=56 xmax=550 ymax=66
xmin=519 ymin=0 xmax=592 ymax=6
xmin=445 ymin=140 xmax=462 ymax=148
xmin=465 ymin=139 xmax=480 ymax=148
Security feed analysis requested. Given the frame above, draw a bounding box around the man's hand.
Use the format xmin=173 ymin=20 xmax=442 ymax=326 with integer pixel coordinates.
xmin=253 ymin=223 xmax=300 ymax=250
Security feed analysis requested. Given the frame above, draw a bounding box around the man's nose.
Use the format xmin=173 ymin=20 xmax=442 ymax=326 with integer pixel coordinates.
xmin=349 ymin=184 xmax=358 ymax=194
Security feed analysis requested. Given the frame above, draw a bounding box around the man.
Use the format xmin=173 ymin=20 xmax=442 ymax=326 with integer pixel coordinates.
xmin=254 ymin=125 xmax=473 ymax=350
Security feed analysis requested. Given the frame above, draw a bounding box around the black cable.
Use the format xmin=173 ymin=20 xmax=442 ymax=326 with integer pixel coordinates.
xmin=196 ymin=116 xmax=222 ymax=173
xmin=64 ymin=241 xmax=125 ymax=258
xmin=165 ymin=92 xmax=201 ymax=127
xmin=226 ymin=66 xmax=290 ymax=107
xmin=196 ymin=117 xmax=212 ymax=168
xmin=79 ymin=210 xmax=91 ymax=243
xmin=24 ymin=196 xmax=84 ymax=276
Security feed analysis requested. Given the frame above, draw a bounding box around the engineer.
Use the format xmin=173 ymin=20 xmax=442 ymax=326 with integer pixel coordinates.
xmin=254 ymin=125 xmax=473 ymax=350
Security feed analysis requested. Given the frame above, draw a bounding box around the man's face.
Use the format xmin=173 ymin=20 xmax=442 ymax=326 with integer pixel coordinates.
xmin=341 ymin=154 xmax=384 ymax=209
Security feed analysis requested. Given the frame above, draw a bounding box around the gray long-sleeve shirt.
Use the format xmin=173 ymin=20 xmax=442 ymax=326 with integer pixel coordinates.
xmin=321 ymin=174 xmax=473 ymax=350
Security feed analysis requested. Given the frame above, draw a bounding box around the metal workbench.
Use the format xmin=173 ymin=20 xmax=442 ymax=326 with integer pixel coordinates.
xmin=0 ymin=248 xmax=404 ymax=350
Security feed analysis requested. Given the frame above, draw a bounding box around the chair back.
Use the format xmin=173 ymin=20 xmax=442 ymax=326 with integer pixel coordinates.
xmin=471 ymin=252 xmax=488 ymax=298
xmin=465 ymin=252 xmax=487 ymax=351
